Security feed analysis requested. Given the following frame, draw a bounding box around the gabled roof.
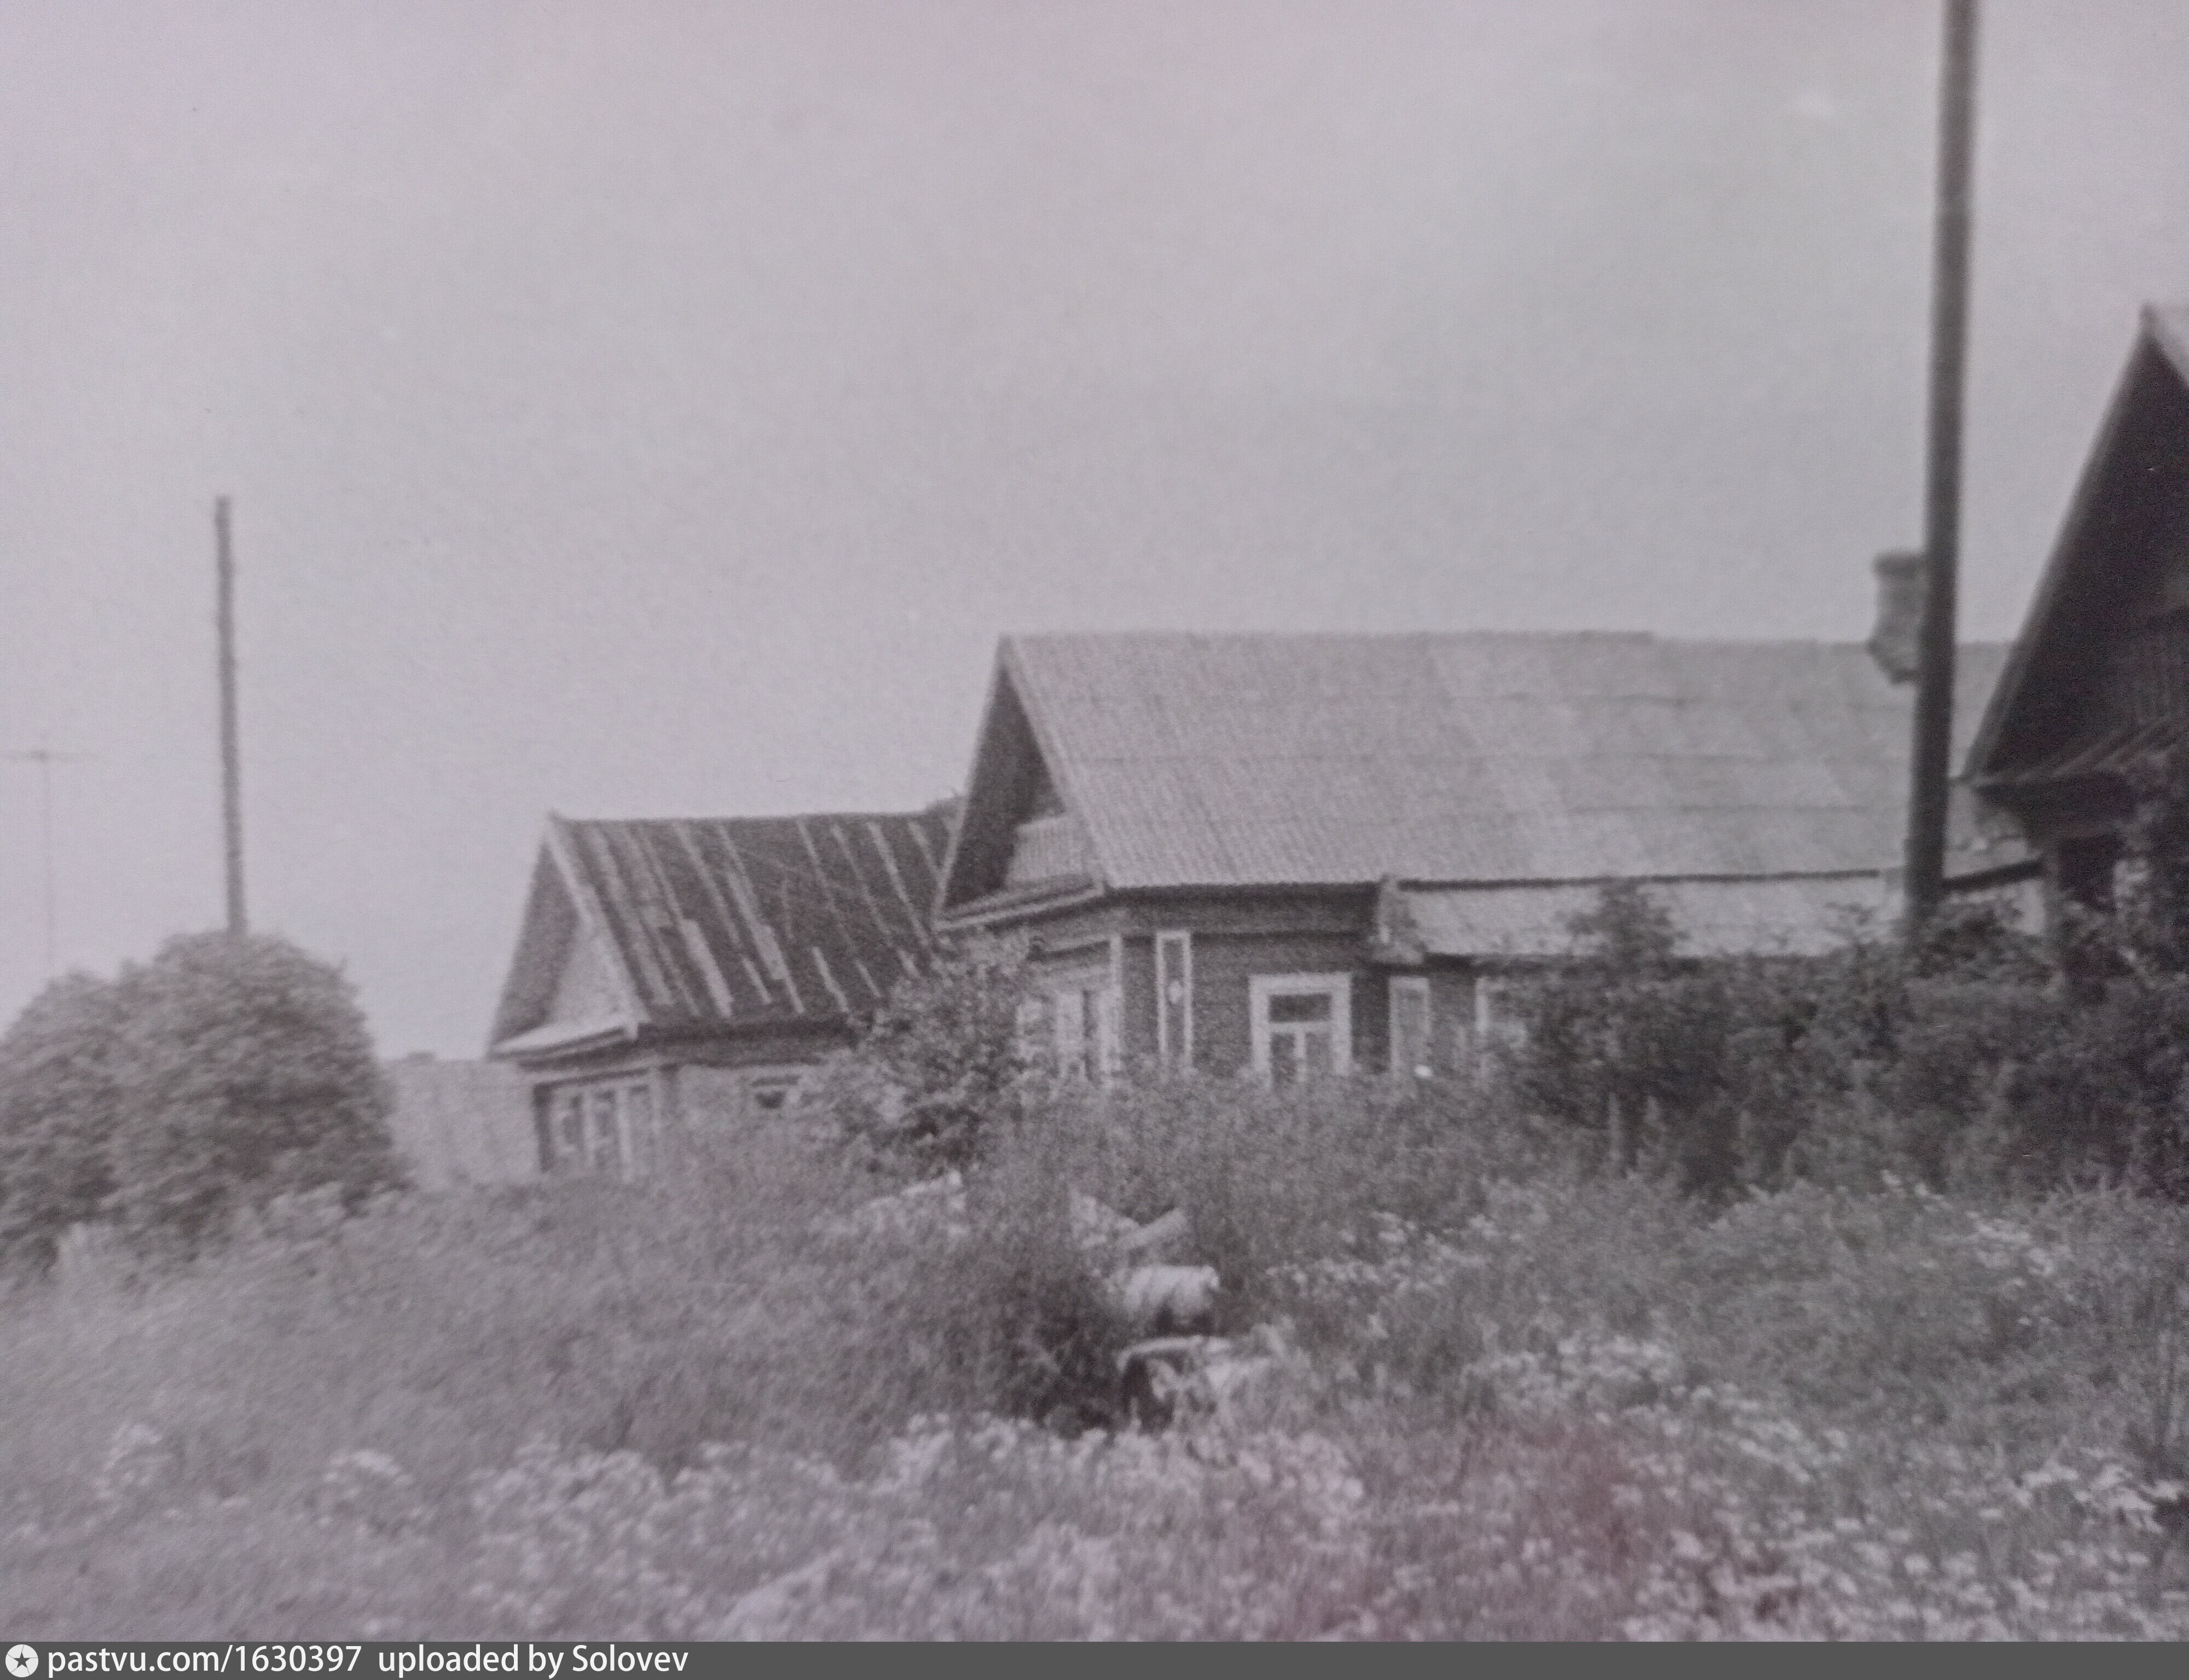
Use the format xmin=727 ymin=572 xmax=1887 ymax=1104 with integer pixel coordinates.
xmin=490 ymin=806 xmax=954 ymax=1057
xmin=1970 ymin=305 xmax=2189 ymax=783
xmin=936 ymin=632 xmax=2009 ymax=919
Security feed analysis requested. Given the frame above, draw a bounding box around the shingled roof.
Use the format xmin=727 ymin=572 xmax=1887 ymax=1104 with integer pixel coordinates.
xmin=937 ymin=632 xmax=2011 ymax=919
xmin=491 ymin=807 xmax=953 ymax=1058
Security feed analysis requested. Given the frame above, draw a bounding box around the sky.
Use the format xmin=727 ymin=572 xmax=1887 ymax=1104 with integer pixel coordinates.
xmin=4 ymin=0 xmax=2188 ymax=1057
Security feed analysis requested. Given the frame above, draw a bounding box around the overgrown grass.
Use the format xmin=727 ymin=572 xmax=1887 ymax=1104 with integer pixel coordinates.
xmin=6 ymin=1077 xmax=2189 ymax=1638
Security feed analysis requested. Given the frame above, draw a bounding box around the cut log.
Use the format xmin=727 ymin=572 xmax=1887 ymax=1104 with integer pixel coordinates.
xmin=1111 ymin=1263 xmax=1219 ymax=1335
xmin=1118 ymin=1207 xmax=1192 ymax=1261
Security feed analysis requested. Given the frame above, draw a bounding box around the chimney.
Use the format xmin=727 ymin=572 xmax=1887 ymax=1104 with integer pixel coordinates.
xmin=1868 ymin=549 xmax=1927 ymax=683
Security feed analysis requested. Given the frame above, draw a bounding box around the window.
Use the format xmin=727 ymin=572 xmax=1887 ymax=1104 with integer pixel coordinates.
xmin=1051 ymin=980 xmax=1117 ymax=1082
xmin=624 ymin=1082 xmax=657 ymax=1175
xmin=1250 ymin=974 xmax=1353 ymax=1084
xmin=1157 ymin=931 xmax=1193 ymax=1070
xmin=1388 ymin=975 xmax=1432 ymax=1079
xmin=1053 ymin=986 xmax=1086 ymax=1078
xmin=538 ymin=1077 xmax=661 ymax=1181
xmin=1023 ymin=956 xmax=1119 ymax=1085
xmin=1014 ymin=994 xmax=1050 ymax=1064
xmin=587 ymin=1087 xmax=621 ymax=1172
xmin=1467 ymin=975 xmax=1526 ymax=1084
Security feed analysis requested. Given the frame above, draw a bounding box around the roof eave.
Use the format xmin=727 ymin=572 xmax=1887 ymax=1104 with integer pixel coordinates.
xmin=934 ymin=877 xmax=1107 ymax=934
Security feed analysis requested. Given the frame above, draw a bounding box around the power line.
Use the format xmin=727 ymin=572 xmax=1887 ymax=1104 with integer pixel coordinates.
xmin=1 ymin=747 xmax=94 ymax=979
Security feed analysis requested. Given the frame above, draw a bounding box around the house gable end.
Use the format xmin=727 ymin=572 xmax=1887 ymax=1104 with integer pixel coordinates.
xmin=487 ymin=819 xmax=644 ymax=1058
xmin=936 ymin=645 xmax=1099 ymax=919
xmin=544 ymin=921 xmax=621 ymax=1027
xmin=1973 ymin=308 xmax=2189 ymax=786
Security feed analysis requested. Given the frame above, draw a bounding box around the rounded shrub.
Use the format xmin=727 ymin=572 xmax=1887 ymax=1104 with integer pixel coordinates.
xmin=0 ymin=971 xmax=126 ymax=1270
xmin=107 ymin=931 xmax=404 ymax=1258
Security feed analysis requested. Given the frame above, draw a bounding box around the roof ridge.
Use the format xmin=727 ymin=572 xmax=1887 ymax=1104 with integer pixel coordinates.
xmin=558 ymin=807 xmax=947 ymax=827
xmin=1001 ymin=628 xmax=2007 ymax=649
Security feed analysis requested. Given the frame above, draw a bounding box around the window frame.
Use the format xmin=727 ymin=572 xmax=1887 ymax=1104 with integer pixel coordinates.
xmin=1469 ymin=974 xmax=1527 ymax=1085
xmin=1156 ymin=930 xmax=1194 ymax=1070
xmin=1249 ymin=972 xmax=1353 ymax=1082
xmin=538 ymin=1076 xmax=661 ymax=1181
xmin=1388 ymin=974 xmax=1433 ymax=1079
xmin=1032 ymin=958 xmax=1121 ymax=1086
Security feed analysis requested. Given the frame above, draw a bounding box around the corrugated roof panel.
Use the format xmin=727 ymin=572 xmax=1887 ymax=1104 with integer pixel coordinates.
xmin=1406 ymin=876 xmax=1899 ymax=960
xmin=546 ymin=809 xmax=953 ymax=1034
xmin=981 ymin=633 xmax=2012 ymax=896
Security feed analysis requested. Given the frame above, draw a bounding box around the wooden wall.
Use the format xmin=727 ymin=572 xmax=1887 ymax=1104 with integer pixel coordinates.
xmin=382 ymin=1056 xmax=538 ymax=1190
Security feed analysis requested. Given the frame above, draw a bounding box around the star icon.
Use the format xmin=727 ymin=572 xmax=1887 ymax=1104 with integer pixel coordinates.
xmin=5 ymin=1646 xmax=38 ymax=1678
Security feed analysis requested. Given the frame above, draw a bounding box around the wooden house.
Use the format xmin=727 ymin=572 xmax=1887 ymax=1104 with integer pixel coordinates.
xmin=488 ymin=807 xmax=952 ymax=1176
xmin=933 ymin=632 xmax=2010 ymax=1084
xmin=1967 ymin=305 xmax=2189 ymax=916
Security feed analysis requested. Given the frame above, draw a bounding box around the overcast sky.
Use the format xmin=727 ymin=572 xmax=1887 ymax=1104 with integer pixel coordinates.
xmin=4 ymin=0 xmax=2188 ymax=1057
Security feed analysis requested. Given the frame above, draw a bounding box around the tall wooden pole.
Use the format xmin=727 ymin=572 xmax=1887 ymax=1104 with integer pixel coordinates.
xmin=217 ymin=495 xmax=248 ymax=936
xmin=1904 ymin=0 xmax=1980 ymax=928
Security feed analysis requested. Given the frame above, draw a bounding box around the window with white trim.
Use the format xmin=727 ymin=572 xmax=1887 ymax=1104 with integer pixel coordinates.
xmin=1388 ymin=975 xmax=1432 ymax=1079
xmin=1157 ymin=931 xmax=1193 ymax=1070
xmin=1467 ymin=975 xmax=1526 ymax=1083
xmin=1055 ymin=982 xmax=1118 ymax=1082
xmin=538 ymin=1077 xmax=659 ymax=1180
xmin=1250 ymin=974 xmax=1353 ymax=1084
xmin=1025 ymin=965 xmax=1120 ymax=1084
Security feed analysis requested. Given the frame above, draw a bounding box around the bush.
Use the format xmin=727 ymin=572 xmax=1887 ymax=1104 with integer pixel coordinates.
xmin=1503 ymin=885 xmax=1770 ymax=1195
xmin=913 ymin=1149 xmax=1137 ymax=1430
xmin=1493 ymin=879 xmax=2189 ymax=1199
xmin=0 ymin=972 xmax=126 ymax=1270
xmin=802 ymin=934 xmax=1035 ymax=1172
xmin=14 ymin=1060 xmax=2189 ymax=1638
xmin=999 ymin=1073 xmax=1568 ymax=1334
xmin=105 ymin=932 xmax=404 ymax=1259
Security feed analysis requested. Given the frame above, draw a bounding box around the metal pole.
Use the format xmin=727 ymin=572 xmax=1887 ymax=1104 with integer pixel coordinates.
xmin=217 ymin=495 xmax=248 ymax=936
xmin=1904 ymin=0 xmax=1980 ymax=929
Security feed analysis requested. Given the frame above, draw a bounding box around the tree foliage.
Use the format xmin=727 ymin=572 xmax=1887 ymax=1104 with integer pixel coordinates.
xmin=0 ymin=972 xmax=126 ymax=1268
xmin=0 ymin=931 xmax=404 ymax=1269
xmin=106 ymin=932 xmax=404 ymax=1256
xmin=1503 ymin=883 xmax=2070 ymax=1198
xmin=801 ymin=934 xmax=1035 ymax=1173
xmin=1498 ymin=760 xmax=2189 ymax=1203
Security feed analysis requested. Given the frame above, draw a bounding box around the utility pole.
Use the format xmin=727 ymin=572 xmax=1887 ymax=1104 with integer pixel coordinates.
xmin=2 ymin=747 xmax=91 ymax=979
xmin=217 ymin=495 xmax=248 ymax=937
xmin=1903 ymin=0 xmax=1980 ymax=929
